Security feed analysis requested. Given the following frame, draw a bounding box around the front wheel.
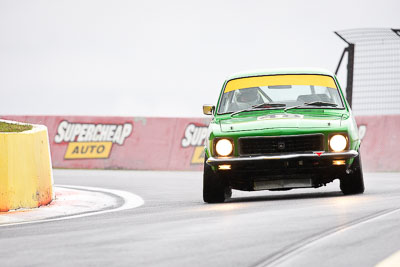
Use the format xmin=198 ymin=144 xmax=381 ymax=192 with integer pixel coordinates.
xmin=340 ymin=152 xmax=365 ymax=195
xmin=203 ymin=158 xmax=230 ymax=203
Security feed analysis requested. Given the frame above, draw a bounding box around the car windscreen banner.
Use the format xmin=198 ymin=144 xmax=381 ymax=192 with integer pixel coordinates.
xmin=0 ymin=116 xmax=211 ymax=171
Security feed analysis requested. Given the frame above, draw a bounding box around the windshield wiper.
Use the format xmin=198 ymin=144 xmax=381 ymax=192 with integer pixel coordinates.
xmin=252 ymin=103 xmax=287 ymax=109
xmin=284 ymin=101 xmax=338 ymax=112
xmin=231 ymin=103 xmax=286 ymax=117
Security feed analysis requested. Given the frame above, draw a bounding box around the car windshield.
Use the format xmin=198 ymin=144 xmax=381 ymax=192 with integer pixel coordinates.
xmin=217 ymin=74 xmax=344 ymax=114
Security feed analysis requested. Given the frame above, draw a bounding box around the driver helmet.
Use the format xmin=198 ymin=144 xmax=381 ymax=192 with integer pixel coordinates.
xmin=235 ymin=87 xmax=262 ymax=109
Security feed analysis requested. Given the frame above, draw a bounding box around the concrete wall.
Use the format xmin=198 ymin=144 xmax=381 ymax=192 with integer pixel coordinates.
xmin=356 ymin=115 xmax=400 ymax=172
xmin=1 ymin=116 xmax=211 ymax=171
xmin=1 ymin=115 xmax=398 ymax=172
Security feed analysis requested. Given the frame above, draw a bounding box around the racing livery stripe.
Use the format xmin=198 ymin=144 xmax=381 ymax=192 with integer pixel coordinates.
xmin=224 ymin=74 xmax=337 ymax=93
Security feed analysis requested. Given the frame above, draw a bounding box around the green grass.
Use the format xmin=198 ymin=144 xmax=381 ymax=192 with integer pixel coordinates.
xmin=0 ymin=121 xmax=33 ymax=132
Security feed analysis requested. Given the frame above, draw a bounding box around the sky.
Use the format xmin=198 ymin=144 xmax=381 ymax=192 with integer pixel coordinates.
xmin=0 ymin=0 xmax=399 ymax=117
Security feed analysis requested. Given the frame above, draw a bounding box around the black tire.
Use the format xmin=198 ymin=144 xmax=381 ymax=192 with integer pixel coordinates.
xmin=340 ymin=151 xmax=365 ymax=195
xmin=203 ymin=158 xmax=229 ymax=203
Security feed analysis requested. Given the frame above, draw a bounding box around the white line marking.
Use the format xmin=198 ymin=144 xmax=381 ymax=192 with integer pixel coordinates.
xmin=0 ymin=185 xmax=144 ymax=227
xmin=254 ymin=208 xmax=400 ymax=267
xmin=376 ymin=250 xmax=400 ymax=267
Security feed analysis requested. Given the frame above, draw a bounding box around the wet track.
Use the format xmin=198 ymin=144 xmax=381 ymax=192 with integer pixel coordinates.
xmin=2 ymin=170 xmax=400 ymax=266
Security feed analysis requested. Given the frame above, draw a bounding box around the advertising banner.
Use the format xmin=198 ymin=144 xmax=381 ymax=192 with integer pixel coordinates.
xmin=2 ymin=115 xmax=397 ymax=172
xmin=1 ymin=116 xmax=211 ymax=171
xmin=356 ymin=115 xmax=400 ymax=172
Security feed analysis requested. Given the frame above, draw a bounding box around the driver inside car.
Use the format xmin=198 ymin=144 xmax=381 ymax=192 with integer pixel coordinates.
xmin=233 ymin=87 xmax=263 ymax=110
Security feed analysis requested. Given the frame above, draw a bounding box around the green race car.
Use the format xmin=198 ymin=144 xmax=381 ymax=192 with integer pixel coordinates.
xmin=202 ymin=68 xmax=364 ymax=203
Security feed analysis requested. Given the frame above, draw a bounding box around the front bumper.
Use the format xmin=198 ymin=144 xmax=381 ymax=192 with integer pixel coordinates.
xmin=206 ymin=150 xmax=358 ymax=166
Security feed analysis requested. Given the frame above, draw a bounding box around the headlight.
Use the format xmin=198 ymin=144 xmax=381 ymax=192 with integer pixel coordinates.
xmin=329 ymin=134 xmax=347 ymax=152
xmin=215 ymin=139 xmax=233 ymax=157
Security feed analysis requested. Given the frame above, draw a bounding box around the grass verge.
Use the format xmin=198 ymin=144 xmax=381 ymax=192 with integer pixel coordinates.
xmin=0 ymin=121 xmax=33 ymax=132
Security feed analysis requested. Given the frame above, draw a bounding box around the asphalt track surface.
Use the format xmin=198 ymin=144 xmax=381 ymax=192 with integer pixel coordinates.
xmin=2 ymin=170 xmax=400 ymax=267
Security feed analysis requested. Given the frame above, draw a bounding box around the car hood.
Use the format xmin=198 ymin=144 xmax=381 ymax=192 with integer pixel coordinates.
xmin=219 ymin=113 xmax=344 ymax=132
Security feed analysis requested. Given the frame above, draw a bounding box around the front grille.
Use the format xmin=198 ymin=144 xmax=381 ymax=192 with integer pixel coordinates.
xmin=239 ymin=134 xmax=324 ymax=155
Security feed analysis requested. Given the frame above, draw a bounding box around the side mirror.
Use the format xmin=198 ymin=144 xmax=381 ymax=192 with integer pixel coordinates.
xmin=203 ymin=104 xmax=215 ymax=115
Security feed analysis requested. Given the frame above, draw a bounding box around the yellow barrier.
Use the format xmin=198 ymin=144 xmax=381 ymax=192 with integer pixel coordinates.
xmin=0 ymin=121 xmax=53 ymax=212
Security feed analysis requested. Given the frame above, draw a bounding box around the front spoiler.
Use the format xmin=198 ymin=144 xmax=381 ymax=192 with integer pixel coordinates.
xmin=206 ymin=150 xmax=358 ymax=166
